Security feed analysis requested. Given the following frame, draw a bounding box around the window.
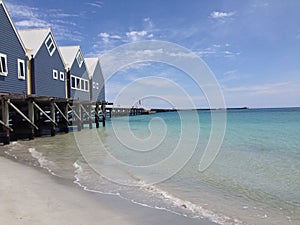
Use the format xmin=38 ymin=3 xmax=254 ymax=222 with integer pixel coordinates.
xmin=53 ymin=69 xmax=58 ymax=80
xmin=60 ymin=72 xmax=64 ymax=81
xmin=71 ymin=76 xmax=76 ymax=88
xmin=84 ymin=80 xmax=89 ymax=91
xmin=93 ymin=81 xmax=96 ymax=89
xmin=96 ymin=82 xmax=99 ymax=90
xmin=76 ymin=77 xmax=80 ymax=89
xmin=0 ymin=53 xmax=8 ymax=76
xmin=70 ymin=75 xmax=89 ymax=92
xmin=18 ymin=59 xmax=25 ymax=80
xmin=76 ymin=50 xmax=84 ymax=67
xmin=81 ymin=79 xmax=84 ymax=90
xmin=45 ymin=35 xmax=56 ymax=56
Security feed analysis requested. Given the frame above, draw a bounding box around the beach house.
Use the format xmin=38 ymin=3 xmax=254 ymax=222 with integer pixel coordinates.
xmin=0 ymin=0 xmax=27 ymax=94
xmin=18 ymin=28 xmax=66 ymax=98
xmin=85 ymin=58 xmax=105 ymax=102
xmin=59 ymin=46 xmax=90 ymax=101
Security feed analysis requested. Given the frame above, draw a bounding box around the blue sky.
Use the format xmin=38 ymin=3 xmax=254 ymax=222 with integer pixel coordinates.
xmin=5 ymin=0 xmax=300 ymax=108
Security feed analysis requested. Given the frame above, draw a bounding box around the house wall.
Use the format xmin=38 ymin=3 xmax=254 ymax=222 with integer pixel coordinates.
xmin=91 ymin=62 xmax=105 ymax=102
xmin=33 ymin=33 xmax=65 ymax=98
xmin=0 ymin=4 xmax=27 ymax=94
xmin=69 ymin=59 xmax=90 ymax=101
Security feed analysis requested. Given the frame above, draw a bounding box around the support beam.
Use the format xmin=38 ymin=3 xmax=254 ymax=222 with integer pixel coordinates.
xmin=32 ymin=101 xmax=58 ymax=126
xmin=67 ymin=104 xmax=81 ymax=122
xmin=0 ymin=119 xmax=13 ymax=132
xmin=54 ymin=103 xmax=69 ymax=124
xmin=81 ymin=104 xmax=93 ymax=120
xmin=7 ymin=99 xmax=38 ymax=130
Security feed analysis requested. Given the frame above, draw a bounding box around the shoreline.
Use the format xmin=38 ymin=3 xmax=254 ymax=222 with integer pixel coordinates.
xmin=0 ymin=155 xmax=217 ymax=225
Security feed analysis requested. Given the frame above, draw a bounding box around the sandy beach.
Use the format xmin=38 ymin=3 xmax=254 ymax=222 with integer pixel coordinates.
xmin=0 ymin=155 xmax=217 ymax=225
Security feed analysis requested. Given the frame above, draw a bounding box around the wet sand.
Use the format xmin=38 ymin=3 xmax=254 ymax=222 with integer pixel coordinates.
xmin=0 ymin=156 xmax=217 ymax=225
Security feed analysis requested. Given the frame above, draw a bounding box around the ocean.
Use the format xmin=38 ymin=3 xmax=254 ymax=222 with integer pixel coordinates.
xmin=2 ymin=108 xmax=300 ymax=225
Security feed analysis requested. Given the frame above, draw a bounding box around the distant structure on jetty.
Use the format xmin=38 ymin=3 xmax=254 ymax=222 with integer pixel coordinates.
xmin=0 ymin=0 xmax=109 ymax=144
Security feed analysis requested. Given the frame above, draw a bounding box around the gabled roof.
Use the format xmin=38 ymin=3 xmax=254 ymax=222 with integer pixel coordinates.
xmin=59 ymin=46 xmax=81 ymax=69
xmin=18 ymin=28 xmax=52 ymax=58
xmin=85 ymin=57 xmax=99 ymax=79
xmin=0 ymin=0 xmax=27 ymax=53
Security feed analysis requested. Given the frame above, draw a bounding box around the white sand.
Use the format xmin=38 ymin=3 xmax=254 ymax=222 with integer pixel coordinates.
xmin=0 ymin=156 xmax=217 ymax=225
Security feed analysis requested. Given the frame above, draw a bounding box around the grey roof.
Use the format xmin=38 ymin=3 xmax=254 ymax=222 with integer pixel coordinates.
xmin=85 ymin=57 xmax=99 ymax=79
xmin=59 ymin=46 xmax=81 ymax=69
xmin=18 ymin=28 xmax=51 ymax=57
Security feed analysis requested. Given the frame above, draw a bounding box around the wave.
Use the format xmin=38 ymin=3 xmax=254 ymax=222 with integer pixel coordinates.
xmin=28 ymin=148 xmax=58 ymax=176
xmin=72 ymin=160 xmax=243 ymax=225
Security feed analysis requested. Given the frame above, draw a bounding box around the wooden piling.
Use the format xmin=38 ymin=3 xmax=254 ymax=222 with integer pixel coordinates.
xmin=1 ymin=98 xmax=10 ymax=145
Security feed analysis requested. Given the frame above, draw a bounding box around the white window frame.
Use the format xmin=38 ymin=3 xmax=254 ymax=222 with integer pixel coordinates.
xmin=70 ymin=75 xmax=89 ymax=92
xmin=71 ymin=75 xmax=76 ymax=89
xmin=84 ymin=80 xmax=89 ymax=92
xmin=76 ymin=50 xmax=84 ymax=68
xmin=53 ymin=69 xmax=58 ymax=80
xmin=17 ymin=59 xmax=25 ymax=80
xmin=0 ymin=53 xmax=8 ymax=76
xmin=76 ymin=77 xmax=81 ymax=89
xmin=45 ymin=35 xmax=56 ymax=56
xmin=60 ymin=72 xmax=64 ymax=81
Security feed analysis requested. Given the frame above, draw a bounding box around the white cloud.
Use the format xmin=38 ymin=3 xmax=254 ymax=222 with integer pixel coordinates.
xmin=210 ymin=11 xmax=235 ymax=19
xmin=7 ymin=2 xmax=82 ymax=42
xmin=86 ymin=1 xmax=103 ymax=8
xmin=223 ymin=82 xmax=293 ymax=95
xmin=98 ymin=32 xmax=122 ymax=44
xmin=126 ymin=30 xmax=148 ymax=41
xmin=6 ymin=3 xmax=38 ymax=18
xmin=15 ymin=19 xmax=51 ymax=28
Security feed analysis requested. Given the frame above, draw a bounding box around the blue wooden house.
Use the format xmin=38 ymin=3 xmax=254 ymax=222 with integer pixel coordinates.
xmin=59 ymin=46 xmax=90 ymax=101
xmin=85 ymin=58 xmax=105 ymax=102
xmin=0 ymin=0 xmax=27 ymax=94
xmin=18 ymin=28 xmax=66 ymax=98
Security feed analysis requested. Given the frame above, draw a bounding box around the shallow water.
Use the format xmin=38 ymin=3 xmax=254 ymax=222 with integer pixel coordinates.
xmin=2 ymin=108 xmax=300 ymax=225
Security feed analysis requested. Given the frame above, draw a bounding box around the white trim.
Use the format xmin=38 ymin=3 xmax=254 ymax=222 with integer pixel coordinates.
xmin=76 ymin=50 xmax=84 ymax=68
xmin=53 ymin=69 xmax=58 ymax=80
xmin=60 ymin=72 xmax=64 ymax=81
xmin=17 ymin=59 xmax=25 ymax=80
xmin=0 ymin=53 xmax=8 ymax=76
xmin=70 ymin=75 xmax=89 ymax=92
xmin=45 ymin=35 xmax=56 ymax=56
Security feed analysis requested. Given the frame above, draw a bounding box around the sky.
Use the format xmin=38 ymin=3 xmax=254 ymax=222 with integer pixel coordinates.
xmin=5 ymin=0 xmax=300 ymax=108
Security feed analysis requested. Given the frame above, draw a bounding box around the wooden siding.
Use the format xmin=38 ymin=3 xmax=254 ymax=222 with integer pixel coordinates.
xmin=0 ymin=4 xmax=27 ymax=94
xmin=92 ymin=61 xmax=105 ymax=102
xmin=33 ymin=33 xmax=66 ymax=98
xmin=69 ymin=59 xmax=90 ymax=101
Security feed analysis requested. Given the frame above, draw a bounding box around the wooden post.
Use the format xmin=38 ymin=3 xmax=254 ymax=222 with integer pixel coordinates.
xmin=27 ymin=99 xmax=35 ymax=140
xmin=1 ymin=99 xmax=10 ymax=145
xmin=101 ymin=102 xmax=106 ymax=127
xmin=64 ymin=103 xmax=69 ymax=133
xmin=88 ymin=103 xmax=93 ymax=129
xmin=95 ymin=103 xmax=100 ymax=128
xmin=76 ymin=103 xmax=82 ymax=131
xmin=50 ymin=100 xmax=56 ymax=136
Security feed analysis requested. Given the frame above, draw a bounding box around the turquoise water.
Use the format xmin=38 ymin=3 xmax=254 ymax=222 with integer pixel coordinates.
xmin=2 ymin=108 xmax=300 ymax=224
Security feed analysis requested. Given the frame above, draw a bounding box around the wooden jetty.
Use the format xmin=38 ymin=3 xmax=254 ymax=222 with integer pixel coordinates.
xmin=0 ymin=93 xmax=108 ymax=145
